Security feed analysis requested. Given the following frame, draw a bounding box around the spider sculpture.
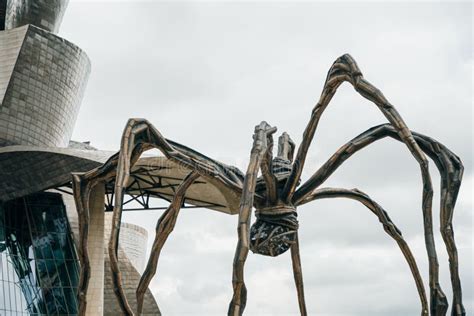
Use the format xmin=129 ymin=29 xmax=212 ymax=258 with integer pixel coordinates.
xmin=72 ymin=54 xmax=465 ymax=316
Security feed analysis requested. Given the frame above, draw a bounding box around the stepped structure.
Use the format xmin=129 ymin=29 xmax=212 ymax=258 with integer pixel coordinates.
xmin=0 ymin=1 xmax=160 ymax=314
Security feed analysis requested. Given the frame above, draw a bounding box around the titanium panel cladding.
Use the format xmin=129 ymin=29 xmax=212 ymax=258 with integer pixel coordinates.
xmin=0 ymin=25 xmax=91 ymax=147
xmin=5 ymin=0 xmax=69 ymax=34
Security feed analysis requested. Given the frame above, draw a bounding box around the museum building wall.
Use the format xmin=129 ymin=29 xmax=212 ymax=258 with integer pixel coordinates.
xmin=0 ymin=0 xmax=160 ymax=314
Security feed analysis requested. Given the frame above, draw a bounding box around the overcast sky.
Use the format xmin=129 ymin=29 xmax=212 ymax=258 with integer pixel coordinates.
xmin=61 ymin=1 xmax=472 ymax=315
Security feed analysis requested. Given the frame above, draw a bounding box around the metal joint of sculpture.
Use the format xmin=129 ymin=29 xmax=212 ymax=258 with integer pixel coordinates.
xmin=72 ymin=54 xmax=465 ymax=316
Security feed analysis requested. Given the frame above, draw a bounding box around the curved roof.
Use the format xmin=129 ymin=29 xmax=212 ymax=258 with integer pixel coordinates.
xmin=0 ymin=146 xmax=112 ymax=201
xmin=0 ymin=145 xmax=241 ymax=214
xmin=124 ymin=156 xmax=241 ymax=214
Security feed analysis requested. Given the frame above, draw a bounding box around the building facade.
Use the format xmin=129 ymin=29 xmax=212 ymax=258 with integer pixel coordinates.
xmin=0 ymin=1 xmax=160 ymax=315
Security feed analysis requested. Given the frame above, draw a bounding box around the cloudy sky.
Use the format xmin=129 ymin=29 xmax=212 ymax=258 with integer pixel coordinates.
xmin=62 ymin=1 xmax=472 ymax=315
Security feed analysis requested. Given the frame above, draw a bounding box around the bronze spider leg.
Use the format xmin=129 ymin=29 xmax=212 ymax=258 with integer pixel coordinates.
xmin=290 ymin=232 xmax=307 ymax=316
xmin=261 ymin=129 xmax=278 ymax=204
xmin=299 ymin=187 xmax=428 ymax=316
xmin=136 ymin=171 xmax=199 ymax=315
xmin=282 ymin=54 xmax=444 ymax=314
xmin=278 ymin=130 xmax=306 ymax=315
xmin=111 ymin=118 xmax=247 ymax=315
xmin=293 ymin=123 xmax=465 ymax=316
xmin=228 ymin=121 xmax=277 ymax=316
xmin=73 ymin=118 xmax=245 ymax=316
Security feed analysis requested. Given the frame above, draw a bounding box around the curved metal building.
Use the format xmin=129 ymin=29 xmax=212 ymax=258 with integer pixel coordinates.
xmin=4 ymin=0 xmax=69 ymax=33
xmin=0 ymin=1 xmax=161 ymax=315
xmin=0 ymin=24 xmax=90 ymax=147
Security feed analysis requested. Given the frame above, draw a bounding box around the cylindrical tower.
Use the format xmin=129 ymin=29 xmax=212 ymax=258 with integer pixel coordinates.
xmin=0 ymin=0 xmax=90 ymax=148
xmin=5 ymin=0 xmax=69 ymax=33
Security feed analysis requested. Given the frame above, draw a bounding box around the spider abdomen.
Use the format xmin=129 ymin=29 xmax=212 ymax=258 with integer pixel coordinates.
xmin=249 ymin=209 xmax=298 ymax=257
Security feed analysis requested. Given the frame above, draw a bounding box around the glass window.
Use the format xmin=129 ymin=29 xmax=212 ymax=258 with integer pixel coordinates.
xmin=0 ymin=192 xmax=80 ymax=315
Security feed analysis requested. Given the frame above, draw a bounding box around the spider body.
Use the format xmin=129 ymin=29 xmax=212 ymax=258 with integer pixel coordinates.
xmin=251 ymin=132 xmax=299 ymax=257
xmin=73 ymin=54 xmax=465 ymax=316
xmin=249 ymin=205 xmax=298 ymax=257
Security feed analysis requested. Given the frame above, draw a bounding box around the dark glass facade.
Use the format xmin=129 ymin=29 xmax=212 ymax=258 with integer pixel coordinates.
xmin=0 ymin=192 xmax=79 ymax=315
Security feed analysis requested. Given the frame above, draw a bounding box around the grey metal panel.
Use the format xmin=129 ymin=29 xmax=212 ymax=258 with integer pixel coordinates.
xmin=0 ymin=24 xmax=91 ymax=147
xmin=5 ymin=0 xmax=69 ymax=33
xmin=0 ymin=25 xmax=26 ymax=105
xmin=0 ymin=146 xmax=113 ymax=202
